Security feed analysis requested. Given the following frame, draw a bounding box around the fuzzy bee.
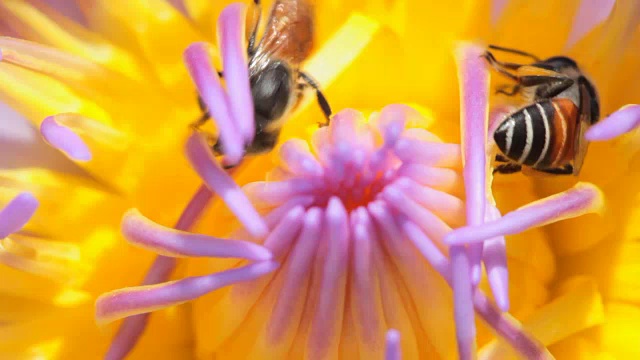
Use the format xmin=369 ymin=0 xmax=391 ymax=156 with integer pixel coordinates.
xmin=194 ymin=0 xmax=332 ymax=158
xmin=484 ymin=45 xmax=600 ymax=175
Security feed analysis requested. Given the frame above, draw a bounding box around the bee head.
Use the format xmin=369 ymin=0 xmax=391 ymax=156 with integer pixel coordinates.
xmin=251 ymin=61 xmax=293 ymax=122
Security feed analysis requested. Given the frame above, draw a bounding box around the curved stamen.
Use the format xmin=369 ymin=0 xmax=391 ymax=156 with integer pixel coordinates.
xmin=40 ymin=116 xmax=92 ymax=162
xmin=121 ymin=209 xmax=272 ymax=260
xmin=279 ymin=139 xmax=324 ymax=177
xmin=0 ymin=192 xmax=38 ymax=238
xmin=445 ymin=183 xmax=604 ymax=245
xmin=96 ymin=260 xmax=279 ymax=324
xmin=586 ymin=104 xmax=640 ymax=141
xmin=184 ymin=42 xmax=243 ymax=164
xmin=185 ymin=133 xmax=268 ymax=238
xmin=307 ymin=198 xmax=349 ymax=360
xmin=393 ymin=138 xmax=462 ymax=168
xmin=218 ymin=3 xmax=254 ymax=143
xmin=482 ymin=204 xmax=509 ymax=311
xmin=267 ymin=207 xmax=323 ymax=344
xmin=385 ymin=329 xmax=402 ymax=360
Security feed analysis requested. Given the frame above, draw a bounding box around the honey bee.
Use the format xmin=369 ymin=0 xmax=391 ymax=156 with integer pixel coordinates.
xmin=194 ymin=0 xmax=332 ymax=160
xmin=483 ymin=45 xmax=600 ymax=175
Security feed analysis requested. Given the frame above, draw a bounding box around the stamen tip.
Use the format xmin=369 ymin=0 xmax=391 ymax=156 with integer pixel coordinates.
xmin=14 ymin=192 xmax=39 ymax=211
xmin=41 ymin=116 xmax=92 ymax=162
xmin=585 ymin=104 xmax=640 ymax=141
xmin=386 ymin=328 xmax=400 ymax=342
xmin=183 ymin=42 xmax=208 ymax=63
xmin=0 ymin=192 xmax=39 ymax=238
xmin=253 ymin=247 xmax=274 ymax=261
xmin=575 ymin=182 xmax=605 ymax=214
xmin=385 ymin=328 xmax=402 ymax=360
xmin=471 ymin=265 xmax=483 ymax=285
xmin=326 ymin=197 xmax=347 ymax=223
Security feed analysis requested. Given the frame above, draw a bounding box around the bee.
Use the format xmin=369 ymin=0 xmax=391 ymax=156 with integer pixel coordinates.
xmin=194 ymin=0 xmax=332 ymax=160
xmin=483 ymin=45 xmax=600 ymax=175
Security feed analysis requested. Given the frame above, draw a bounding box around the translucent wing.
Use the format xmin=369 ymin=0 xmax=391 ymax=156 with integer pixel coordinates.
xmin=572 ymin=79 xmax=593 ymax=175
xmin=253 ymin=0 xmax=315 ymax=67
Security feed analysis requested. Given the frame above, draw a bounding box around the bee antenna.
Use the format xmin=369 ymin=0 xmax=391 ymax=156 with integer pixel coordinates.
xmin=488 ymin=45 xmax=541 ymax=62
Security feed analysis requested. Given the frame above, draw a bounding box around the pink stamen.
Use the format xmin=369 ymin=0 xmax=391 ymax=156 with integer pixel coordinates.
xmin=374 ymin=105 xmax=413 ymax=147
xmin=267 ymin=207 xmax=323 ymax=344
xmin=482 ymin=204 xmax=509 ymax=311
xmin=445 ymin=183 xmax=604 ymax=245
xmin=393 ymin=139 xmax=462 ymax=168
xmin=381 ymin=186 xmax=451 ymax=246
xmin=121 ymin=209 xmax=272 ymax=260
xmin=218 ymin=3 xmax=255 ymax=144
xmin=260 ymin=196 xmax=316 ymax=228
xmin=0 ymin=192 xmax=38 ymax=238
xmin=586 ymin=104 xmax=640 ymax=141
xmin=385 ymin=329 xmax=402 ymax=360
xmin=40 ymin=116 xmax=92 ymax=162
xmin=307 ymin=198 xmax=349 ymax=360
xmin=96 ymin=260 xmax=279 ymax=324
xmin=453 ymin=42 xmax=493 ymax=359
xmin=566 ymin=0 xmax=616 ymax=49
xmin=351 ymin=208 xmax=382 ymax=350
xmin=184 ymin=42 xmax=244 ymax=164
xmin=244 ymin=179 xmax=319 ymax=206
xmin=262 ymin=206 xmax=305 ymax=257
xmin=473 ymin=291 xmax=553 ymax=359
xmin=401 ymin=128 xmax=442 ymax=143
xmin=392 ymin=177 xmax=465 ymax=227
xmin=395 ymin=212 xmax=451 ymax=279
xmin=279 ymin=139 xmax=324 ymax=177
xmin=396 ymin=164 xmax=463 ymax=195
xmin=185 ymin=133 xmax=268 ymax=238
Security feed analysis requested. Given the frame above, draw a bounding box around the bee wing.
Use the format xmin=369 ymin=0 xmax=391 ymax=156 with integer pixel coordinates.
xmin=254 ymin=0 xmax=315 ymax=66
xmin=516 ymin=65 xmax=566 ymax=79
xmin=572 ymin=79 xmax=593 ymax=175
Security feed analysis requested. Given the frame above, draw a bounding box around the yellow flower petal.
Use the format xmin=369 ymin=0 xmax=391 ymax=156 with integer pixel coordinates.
xmin=479 ymin=276 xmax=604 ymax=358
xmin=0 ymin=0 xmax=144 ymax=80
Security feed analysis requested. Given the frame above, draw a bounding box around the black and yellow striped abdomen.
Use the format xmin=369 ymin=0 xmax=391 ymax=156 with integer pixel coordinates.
xmin=493 ymin=98 xmax=578 ymax=169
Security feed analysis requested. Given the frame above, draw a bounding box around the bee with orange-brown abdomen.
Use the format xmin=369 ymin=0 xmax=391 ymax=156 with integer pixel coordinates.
xmin=483 ymin=45 xmax=600 ymax=176
xmin=194 ymin=0 xmax=332 ymax=158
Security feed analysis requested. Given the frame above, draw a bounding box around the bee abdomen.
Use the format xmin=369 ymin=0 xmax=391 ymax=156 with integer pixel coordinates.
xmin=494 ymin=100 xmax=559 ymax=167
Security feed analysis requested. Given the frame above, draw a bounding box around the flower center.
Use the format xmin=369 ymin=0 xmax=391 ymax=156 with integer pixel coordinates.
xmin=245 ymin=107 xmax=463 ymax=218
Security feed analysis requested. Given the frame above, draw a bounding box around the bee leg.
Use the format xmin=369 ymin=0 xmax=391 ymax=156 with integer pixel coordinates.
xmin=482 ymin=51 xmax=522 ymax=82
xmin=496 ymin=84 xmax=521 ymax=96
xmin=519 ymin=76 xmax=574 ymax=98
xmin=488 ymin=45 xmax=541 ymax=62
xmin=190 ymin=112 xmax=211 ymax=131
xmin=493 ymin=163 xmax=522 ymax=174
xmin=494 ymin=154 xmax=510 ymax=163
xmin=190 ymin=94 xmax=212 ymax=130
xmin=299 ymin=71 xmax=333 ymax=127
xmin=534 ymin=164 xmax=574 ymax=175
xmin=247 ymin=0 xmax=262 ymax=56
